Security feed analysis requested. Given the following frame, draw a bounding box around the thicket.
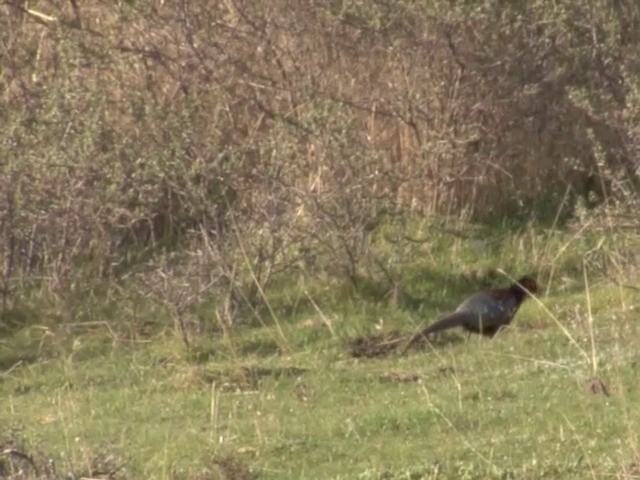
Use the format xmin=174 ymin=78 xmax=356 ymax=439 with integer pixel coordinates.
xmin=1 ymin=1 xmax=639 ymax=337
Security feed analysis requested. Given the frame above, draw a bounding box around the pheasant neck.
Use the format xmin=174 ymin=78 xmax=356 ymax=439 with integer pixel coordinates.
xmin=508 ymin=284 xmax=528 ymax=305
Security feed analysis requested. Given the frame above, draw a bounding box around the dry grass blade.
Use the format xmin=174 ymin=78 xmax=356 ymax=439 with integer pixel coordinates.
xmin=497 ymin=269 xmax=591 ymax=365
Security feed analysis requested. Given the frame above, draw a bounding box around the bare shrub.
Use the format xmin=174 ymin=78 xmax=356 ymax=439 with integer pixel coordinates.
xmin=1 ymin=1 xmax=639 ymax=329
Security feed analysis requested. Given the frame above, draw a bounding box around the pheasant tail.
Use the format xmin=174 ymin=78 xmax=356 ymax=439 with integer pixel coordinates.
xmin=401 ymin=311 xmax=474 ymax=354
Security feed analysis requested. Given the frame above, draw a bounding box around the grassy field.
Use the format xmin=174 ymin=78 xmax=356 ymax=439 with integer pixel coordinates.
xmin=2 ymin=222 xmax=640 ymax=479
xmin=3 ymin=2 xmax=640 ymax=479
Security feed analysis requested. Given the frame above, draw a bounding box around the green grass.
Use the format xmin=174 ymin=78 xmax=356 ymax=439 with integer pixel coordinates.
xmin=1 ymin=224 xmax=640 ymax=479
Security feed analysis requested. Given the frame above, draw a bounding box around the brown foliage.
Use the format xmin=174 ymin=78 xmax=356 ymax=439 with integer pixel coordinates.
xmin=1 ymin=1 xmax=639 ymax=322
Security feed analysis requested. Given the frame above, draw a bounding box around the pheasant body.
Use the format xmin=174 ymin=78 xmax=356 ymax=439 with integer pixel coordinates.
xmin=402 ymin=276 xmax=538 ymax=352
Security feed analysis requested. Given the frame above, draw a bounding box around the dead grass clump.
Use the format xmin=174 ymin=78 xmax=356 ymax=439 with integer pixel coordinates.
xmin=0 ymin=431 xmax=128 ymax=479
xmin=348 ymin=331 xmax=405 ymax=358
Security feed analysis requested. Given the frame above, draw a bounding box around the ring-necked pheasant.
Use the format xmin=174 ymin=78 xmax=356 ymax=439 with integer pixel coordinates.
xmin=401 ymin=275 xmax=538 ymax=353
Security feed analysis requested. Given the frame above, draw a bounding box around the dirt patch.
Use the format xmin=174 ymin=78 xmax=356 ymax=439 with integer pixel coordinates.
xmin=584 ymin=377 xmax=609 ymax=396
xmin=208 ymin=455 xmax=256 ymax=480
xmin=379 ymin=371 xmax=423 ymax=383
xmin=619 ymin=459 xmax=640 ymax=479
xmin=240 ymin=366 xmax=307 ymax=378
xmin=0 ymin=431 xmax=128 ymax=480
xmin=0 ymin=440 xmax=39 ymax=480
xmin=348 ymin=331 xmax=406 ymax=358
